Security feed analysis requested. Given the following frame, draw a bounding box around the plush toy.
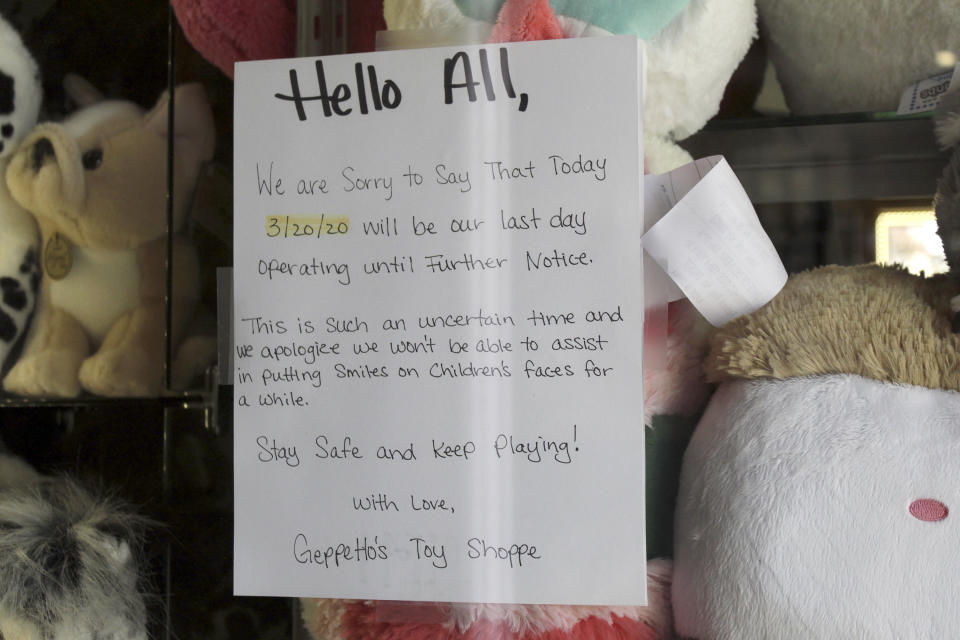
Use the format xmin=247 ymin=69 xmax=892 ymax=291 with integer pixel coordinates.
xmin=2 ymin=79 xmax=215 ymax=397
xmin=757 ymin=0 xmax=960 ymax=115
xmin=301 ymin=558 xmax=675 ymax=640
xmin=172 ymin=0 xmax=392 ymax=78
xmin=170 ymin=0 xmax=296 ymax=79
xmin=671 ymin=264 xmax=960 ymax=638
xmin=384 ymin=0 xmax=757 ymax=174
xmin=0 ymin=15 xmax=42 ymax=376
xmin=0 ymin=444 xmax=149 ymax=640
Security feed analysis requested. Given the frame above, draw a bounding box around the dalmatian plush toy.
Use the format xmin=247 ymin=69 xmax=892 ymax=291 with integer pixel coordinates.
xmin=0 ymin=15 xmax=42 ymax=376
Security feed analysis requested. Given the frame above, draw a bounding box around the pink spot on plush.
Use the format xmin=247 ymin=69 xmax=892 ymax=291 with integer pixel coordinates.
xmin=490 ymin=0 xmax=565 ymax=43
xmin=909 ymin=499 xmax=949 ymax=522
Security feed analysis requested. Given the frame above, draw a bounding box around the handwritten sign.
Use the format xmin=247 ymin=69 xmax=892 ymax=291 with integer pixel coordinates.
xmin=233 ymin=36 xmax=645 ymax=605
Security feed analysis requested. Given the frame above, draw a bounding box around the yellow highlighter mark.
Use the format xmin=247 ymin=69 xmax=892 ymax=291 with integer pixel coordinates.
xmin=265 ymin=215 xmax=350 ymax=238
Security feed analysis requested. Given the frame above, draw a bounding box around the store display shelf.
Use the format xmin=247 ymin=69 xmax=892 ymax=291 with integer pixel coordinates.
xmin=0 ymin=391 xmax=212 ymax=411
xmin=682 ymin=114 xmax=951 ymax=204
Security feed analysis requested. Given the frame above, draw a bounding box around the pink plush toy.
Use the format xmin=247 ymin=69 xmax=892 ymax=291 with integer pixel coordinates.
xmin=170 ymin=0 xmax=296 ymax=78
xmin=301 ymin=558 xmax=675 ymax=640
xmin=384 ymin=0 xmax=757 ymax=174
xmin=644 ymin=299 xmax=713 ymax=426
xmin=488 ymin=0 xmax=565 ymax=42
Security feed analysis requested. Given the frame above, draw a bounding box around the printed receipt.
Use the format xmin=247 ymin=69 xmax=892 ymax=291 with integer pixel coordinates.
xmin=641 ymin=156 xmax=787 ymax=327
xmin=896 ymin=64 xmax=959 ymax=116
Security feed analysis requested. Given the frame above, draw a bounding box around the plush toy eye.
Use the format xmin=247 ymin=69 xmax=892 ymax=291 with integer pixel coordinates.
xmin=82 ymin=148 xmax=103 ymax=170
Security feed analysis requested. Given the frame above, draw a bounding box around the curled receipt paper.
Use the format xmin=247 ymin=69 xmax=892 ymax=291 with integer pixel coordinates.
xmin=642 ymin=156 xmax=787 ymax=327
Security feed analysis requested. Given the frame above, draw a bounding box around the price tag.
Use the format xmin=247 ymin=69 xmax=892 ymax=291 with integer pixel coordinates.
xmin=897 ymin=64 xmax=960 ymax=115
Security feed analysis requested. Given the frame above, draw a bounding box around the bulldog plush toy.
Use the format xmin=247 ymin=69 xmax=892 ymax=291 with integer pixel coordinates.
xmin=3 ymin=79 xmax=215 ymax=397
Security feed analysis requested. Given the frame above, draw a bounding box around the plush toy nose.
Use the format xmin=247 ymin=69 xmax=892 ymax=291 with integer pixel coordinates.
xmin=31 ymin=137 xmax=54 ymax=171
xmin=909 ymin=498 xmax=949 ymax=522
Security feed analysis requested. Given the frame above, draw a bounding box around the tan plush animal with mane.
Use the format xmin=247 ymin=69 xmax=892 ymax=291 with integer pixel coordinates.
xmin=3 ymin=80 xmax=214 ymax=397
xmin=672 ymin=265 xmax=960 ymax=638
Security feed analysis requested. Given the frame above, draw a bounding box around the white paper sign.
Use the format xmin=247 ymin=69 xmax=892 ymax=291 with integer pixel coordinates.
xmin=233 ymin=36 xmax=645 ymax=605
xmin=642 ymin=156 xmax=787 ymax=326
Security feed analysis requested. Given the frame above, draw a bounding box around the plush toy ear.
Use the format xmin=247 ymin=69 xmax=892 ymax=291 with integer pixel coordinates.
xmin=63 ymin=73 xmax=105 ymax=107
xmin=0 ymin=451 xmax=40 ymax=489
xmin=95 ymin=534 xmax=148 ymax=619
xmin=144 ymin=83 xmax=216 ymax=178
xmin=171 ymin=0 xmax=295 ymax=79
xmin=384 ymin=0 xmax=480 ymax=31
xmin=99 ymin=535 xmax=134 ymax=566
xmin=489 ymin=0 xmax=564 ymax=42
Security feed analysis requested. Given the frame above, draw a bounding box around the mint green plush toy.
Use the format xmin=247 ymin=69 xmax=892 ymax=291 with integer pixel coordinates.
xmin=453 ymin=0 xmax=692 ymax=40
xmin=384 ymin=0 xmax=757 ymax=174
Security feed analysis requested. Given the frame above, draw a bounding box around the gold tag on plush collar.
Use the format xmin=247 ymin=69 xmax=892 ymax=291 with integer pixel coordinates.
xmin=44 ymin=232 xmax=73 ymax=280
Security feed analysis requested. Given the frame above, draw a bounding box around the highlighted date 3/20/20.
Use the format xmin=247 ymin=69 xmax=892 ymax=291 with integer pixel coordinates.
xmin=265 ymin=214 xmax=350 ymax=238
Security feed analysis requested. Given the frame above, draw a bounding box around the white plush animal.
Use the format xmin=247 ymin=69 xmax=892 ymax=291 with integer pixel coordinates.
xmin=672 ymin=265 xmax=960 ymax=638
xmin=0 ymin=15 xmax=42 ymax=376
xmin=758 ymin=0 xmax=960 ymax=114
